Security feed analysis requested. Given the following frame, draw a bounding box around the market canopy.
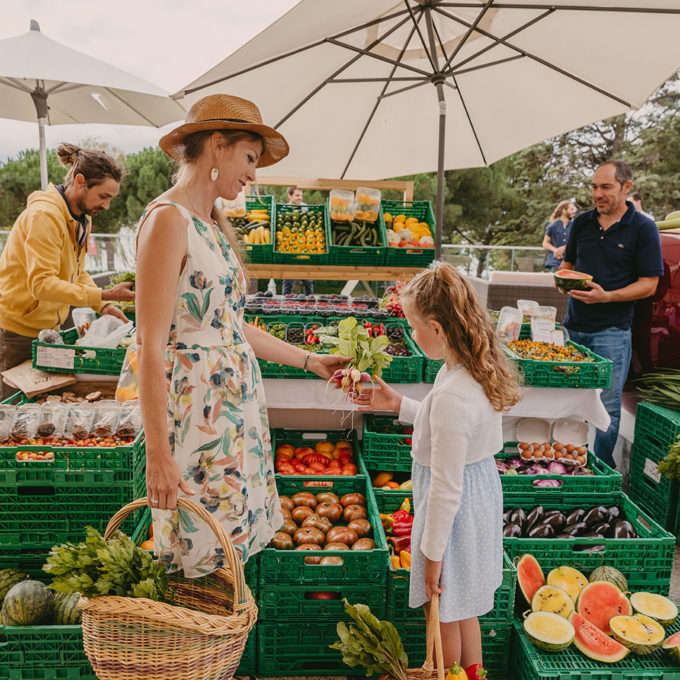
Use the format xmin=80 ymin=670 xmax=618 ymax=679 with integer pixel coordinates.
xmin=174 ymin=0 xmax=680 ymax=257
xmin=0 ymin=20 xmax=184 ymax=189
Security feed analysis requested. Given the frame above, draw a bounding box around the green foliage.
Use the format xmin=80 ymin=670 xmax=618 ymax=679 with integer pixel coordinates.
xmin=44 ymin=526 xmax=169 ymax=602
xmin=332 ymin=317 xmax=392 ymax=377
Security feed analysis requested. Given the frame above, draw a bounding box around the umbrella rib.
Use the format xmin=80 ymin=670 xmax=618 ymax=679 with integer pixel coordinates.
xmin=451 ymin=75 xmax=488 ymax=166
xmin=104 ymin=87 xmax=158 ymax=126
xmin=275 ymin=13 xmax=418 ymax=129
xmin=452 ymin=53 xmax=524 ymax=77
xmin=435 ymin=6 xmax=631 ymax=107
xmin=381 ymin=80 xmax=430 ymax=100
xmin=403 ymin=0 xmax=438 ymax=73
xmin=441 ymin=7 xmax=554 ymax=73
xmin=179 ymin=8 xmax=410 ymax=96
xmin=2 ymin=77 xmax=35 ymax=94
xmin=330 ymin=77 xmax=425 ymax=83
xmin=340 ymin=19 xmax=423 ymax=179
xmin=441 ymin=0 xmax=495 ymax=73
xmin=437 ymin=2 xmax=680 ymax=14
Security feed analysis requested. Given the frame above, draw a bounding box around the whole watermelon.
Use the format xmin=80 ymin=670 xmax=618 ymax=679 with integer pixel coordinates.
xmin=53 ymin=591 xmax=82 ymax=625
xmin=1 ymin=580 xmax=54 ymax=625
xmin=0 ymin=568 xmax=29 ymax=608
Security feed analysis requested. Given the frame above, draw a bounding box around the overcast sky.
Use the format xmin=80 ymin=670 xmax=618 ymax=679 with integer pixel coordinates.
xmin=0 ymin=0 xmax=299 ymax=160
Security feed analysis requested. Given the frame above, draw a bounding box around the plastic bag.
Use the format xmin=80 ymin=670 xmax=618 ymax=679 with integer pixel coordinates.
xmin=92 ymin=400 xmax=121 ymax=439
xmin=72 ymin=308 xmax=97 ymax=338
xmin=116 ymin=400 xmax=142 ymax=438
xmin=517 ymin=299 xmax=539 ymax=317
xmin=0 ymin=405 xmax=17 ymax=443
xmin=37 ymin=402 xmax=69 ymax=439
xmin=67 ymin=403 xmax=95 ymax=440
xmin=38 ymin=329 xmax=64 ymax=344
xmin=496 ymin=306 xmax=523 ymax=344
xmin=76 ymin=315 xmax=133 ymax=349
xmin=115 ymin=344 xmax=139 ymax=402
xmin=11 ymin=404 xmax=41 ymax=441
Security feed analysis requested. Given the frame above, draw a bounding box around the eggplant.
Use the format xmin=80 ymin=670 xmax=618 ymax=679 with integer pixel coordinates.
xmin=607 ymin=506 xmax=622 ymax=523
xmin=581 ymin=531 xmax=606 ymax=538
xmin=503 ymin=523 xmax=522 ymax=538
xmin=526 ymin=506 xmax=545 ymax=530
xmin=613 ymin=520 xmax=637 ymax=539
xmin=555 ymin=533 xmax=573 ymax=539
xmin=566 ymin=508 xmax=586 ymax=525
xmin=503 ymin=509 xmax=513 ymax=524
xmin=528 ymin=524 xmax=554 ymax=538
xmin=563 ymin=521 xmax=587 ymax=537
xmin=542 ymin=511 xmax=567 ymax=532
xmin=573 ymin=544 xmax=606 ymax=553
xmin=509 ymin=508 xmax=527 ymax=532
xmin=591 ymin=522 xmax=612 ymax=537
xmin=583 ymin=506 xmax=609 ymax=528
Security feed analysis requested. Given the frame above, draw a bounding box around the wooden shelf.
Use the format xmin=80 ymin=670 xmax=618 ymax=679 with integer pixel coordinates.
xmin=245 ymin=264 xmax=424 ymax=281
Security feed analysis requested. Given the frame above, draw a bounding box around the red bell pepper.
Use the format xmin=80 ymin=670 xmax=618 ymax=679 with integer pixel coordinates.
xmin=464 ymin=665 xmax=487 ymax=679
xmin=391 ymin=509 xmax=412 ymax=523
xmin=387 ymin=535 xmax=411 ymax=554
xmin=392 ymin=519 xmax=413 ymax=537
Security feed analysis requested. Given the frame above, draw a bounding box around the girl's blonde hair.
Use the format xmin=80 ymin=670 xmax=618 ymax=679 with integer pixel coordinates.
xmin=550 ymin=200 xmax=574 ymax=222
xmin=401 ymin=263 xmax=521 ymax=412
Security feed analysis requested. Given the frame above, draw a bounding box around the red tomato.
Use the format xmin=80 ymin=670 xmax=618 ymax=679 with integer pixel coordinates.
xmin=341 ymin=469 xmax=355 ymax=476
xmin=342 ymin=464 xmax=358 ymax=475
xmin=337 ymin=453 xmax=353 ymax=466
xmin=309 ymin=462 xmax=326 ymax=472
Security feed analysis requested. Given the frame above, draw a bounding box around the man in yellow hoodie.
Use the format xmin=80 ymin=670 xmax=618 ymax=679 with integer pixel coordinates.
xmin=0 ymin=143 xmax=135 ymax=398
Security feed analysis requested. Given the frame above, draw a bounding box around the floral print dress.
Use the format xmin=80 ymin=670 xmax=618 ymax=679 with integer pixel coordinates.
xmin=140 ymin=200 xmax=282 ymax=578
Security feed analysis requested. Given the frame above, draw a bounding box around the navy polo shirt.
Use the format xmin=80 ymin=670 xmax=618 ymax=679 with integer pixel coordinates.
xmin=563 ymin=202 xmax=663 ymax=332
xmin=545 ymin=218 xmax=573 ymax=268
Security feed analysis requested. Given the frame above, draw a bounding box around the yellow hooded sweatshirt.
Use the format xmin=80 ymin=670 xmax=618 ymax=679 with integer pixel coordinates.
xmin=0 ymin=184 xmax=103 ymax=338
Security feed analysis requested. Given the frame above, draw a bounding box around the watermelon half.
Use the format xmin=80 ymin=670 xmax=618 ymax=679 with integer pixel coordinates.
xmin=516 ymin=554 xmax=545 ymax=605
xmin=662 ymin=631 xmax=680 ymax=664
xmin=554 ymin=270 xmax=593 ymax=291
xmin=569 ymin=612 xmax=629 ymax=663
xmin=576 ymin=581 xmax=632 ymax=634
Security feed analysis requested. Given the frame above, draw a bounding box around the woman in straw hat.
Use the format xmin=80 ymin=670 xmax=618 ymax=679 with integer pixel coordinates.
xmin=136 ymin=94 xmax=349 ymax=576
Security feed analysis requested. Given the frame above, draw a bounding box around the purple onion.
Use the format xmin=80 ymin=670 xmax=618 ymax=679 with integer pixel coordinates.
xmin=520 ymin=466 xmax=543 ymax=476
xmin=533 ymin=479 xmax=562 ymax=487
xmin=496 ymin=460 xmax=511 ymax=474
xmin=547 ymin=461 xmax=568 ymax=475
xmin=507 ymin=458 xmax=524 ymax=470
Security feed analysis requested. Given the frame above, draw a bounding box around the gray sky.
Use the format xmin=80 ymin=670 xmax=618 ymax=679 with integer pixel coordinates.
xmin=0 ymin=0 xmax=299 ymax=159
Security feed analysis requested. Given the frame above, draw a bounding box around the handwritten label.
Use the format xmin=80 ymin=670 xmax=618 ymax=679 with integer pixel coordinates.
xmin=531 ymin=319 xmax=555 ymax=343
xmin=643 ymin=457 xmax=661 ymax=484
xmin=36 ymin=345 xmax=75 ymax=370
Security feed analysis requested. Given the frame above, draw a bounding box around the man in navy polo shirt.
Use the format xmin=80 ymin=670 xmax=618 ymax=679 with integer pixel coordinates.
xmin=559 ymin=160 xmax=663 ymax=468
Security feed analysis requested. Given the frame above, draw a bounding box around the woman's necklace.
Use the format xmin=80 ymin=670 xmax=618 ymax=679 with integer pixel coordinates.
xmin=182 ymin=187 xmax=215 ymax=225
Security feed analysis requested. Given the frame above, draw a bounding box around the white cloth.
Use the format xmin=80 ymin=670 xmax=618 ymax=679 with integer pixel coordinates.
xmin=398 ymin=364 xmax=503 ymax=561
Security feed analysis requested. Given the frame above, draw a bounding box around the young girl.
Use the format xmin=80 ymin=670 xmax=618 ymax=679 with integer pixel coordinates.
xmin=355 ymin=263 xmax=520 ymax=676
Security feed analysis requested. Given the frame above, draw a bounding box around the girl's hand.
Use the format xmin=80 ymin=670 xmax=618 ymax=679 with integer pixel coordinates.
xmin=351 ymin=375 xmax=402 ymax=413
xmin=146 ymin=450 xmax=195 ymax=510
xmin=309 ymin=352 xmax=352 ymax=380
xmin=424 ymin=557 xmax=444 ymax=600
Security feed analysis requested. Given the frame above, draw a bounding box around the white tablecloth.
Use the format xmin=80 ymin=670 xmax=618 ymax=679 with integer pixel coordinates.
xmin=262 ymin=379 xmax=610 ymax=431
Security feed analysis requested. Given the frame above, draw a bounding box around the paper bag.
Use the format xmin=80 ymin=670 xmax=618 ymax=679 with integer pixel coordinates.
xmin=1 ymin=360 xmax=77 ymax=399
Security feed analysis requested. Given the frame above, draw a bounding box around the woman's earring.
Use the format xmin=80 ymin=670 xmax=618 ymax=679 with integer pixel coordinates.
xmin=211 ymin=167 xmax=219 ymax=182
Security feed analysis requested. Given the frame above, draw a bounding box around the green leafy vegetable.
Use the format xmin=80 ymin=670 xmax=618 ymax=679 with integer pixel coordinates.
xmin=634 ymin=369 xmax=680 ymax=411
xmin=43 ymin=526 xmax=169 ymax=602
xmin=330 ymin=599 xmax=409 ymax=680
xmin=331 ymin=317 xmax=392 ymax=378
xmin=658 ymin=435 xmax=680 ymax=482
xmin=106 ymin=271 xmax=136 ymax=288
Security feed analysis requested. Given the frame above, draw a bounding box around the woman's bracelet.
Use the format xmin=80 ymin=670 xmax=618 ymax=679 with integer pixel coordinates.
xmin=303 ymin=351 xmax=311 ymax=372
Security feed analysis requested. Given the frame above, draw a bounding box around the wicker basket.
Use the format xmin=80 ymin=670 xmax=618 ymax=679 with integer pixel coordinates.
xmin=79 ymin=497 xmax=257 ymax=680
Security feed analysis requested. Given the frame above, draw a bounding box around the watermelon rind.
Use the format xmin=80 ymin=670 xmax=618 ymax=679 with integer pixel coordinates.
xmin=546 ymin=566 xmax=588 ymax=604
xmin=524 ymin=611 xmax=574 ymax=652
xmin=554 ymin=270 xmax=593 ymax=291
xmin=1 ymin=580 xmax=54 ymax=626
xmin=531 ymin=585 xmax=575 ymax=619
xmin=589 ymin=565 xmax=628 ymax=592
xmin=609 ymin=614 xmax=665 ymax=655
xmin=662 ymin=631 xmax=680 ymax=664
xmin=569 ymin=612 xmax=629 ymax=663
xmin=0 ymin=568 xmax=29 ymax=607
xmin=53 ymin=591 xmax=82 ymax=625
xmin=577 ymin=581 xmax=632 ymax=634
xmin=516 ymin=554 xmax=545 ymax=605
xmin=630 ymin=591 xmax=678 ymax=627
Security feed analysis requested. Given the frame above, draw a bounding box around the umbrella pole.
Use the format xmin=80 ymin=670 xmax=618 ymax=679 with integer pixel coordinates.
xmin=434 ymin=81 xmax=446 ymax=260
xmin=38 ymin=116 xmax=48 ymax=191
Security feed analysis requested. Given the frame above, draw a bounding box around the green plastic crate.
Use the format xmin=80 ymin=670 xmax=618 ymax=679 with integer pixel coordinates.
xmin=271 ymin=427 xmax=362 ymax=482
xmin=396 ymin=620 xmax=511 ymax=677
xmin=272 ymin=203 xmax=330 ymax=265
xmin=32 ymin=328 xmax=128 ymax=376
xmin=496 ymin=444 xmax=622 ymax=493
xmin=362 ymin=415 xmax=413 ymax=472
xmin=634 ymin=401 xmax=680 ymax=449
xmin=327 ymin=207 xmax=387 ymax=266
xmin=241 ymin=194 xmax=275 ymax=264
xmin=510 ymin=617 xmax=680 ymax=680
xmin=0 ymin=549 xmax=51 ymax=581
xmin=0 ymin=464 xmax=145 ymax=550
xmin=503 ymin=341 xmax=612 ymax=389
xmin=502 ymin=491 xmax=675 ymax=594
xmin=381 ymin=331 xmax=425 ymax=383
xmin=256 ymin=620 xmax=365 ymax=676
xmin=382 ymin=200 xmax=436 ymax=268
xmin=259 ymin=475 xmax=388 ymax=586
xmin=423 ymin=358 xmax=444 ymax=382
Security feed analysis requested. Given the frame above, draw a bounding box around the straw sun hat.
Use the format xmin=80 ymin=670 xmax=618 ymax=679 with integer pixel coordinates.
xmin=159 ymin=94 xmax=289 ymax=167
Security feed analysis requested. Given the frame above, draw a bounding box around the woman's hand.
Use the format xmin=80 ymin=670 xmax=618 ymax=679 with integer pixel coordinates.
xmin=146 ymin=449 xmax=195 ymax=510
xmin=424 ymin=557 xmax=444 ymax=600
xmin=308 ymin=352 xmax=352 ymax=380
xmin=351 ymin=375 xmax=402 ymax=413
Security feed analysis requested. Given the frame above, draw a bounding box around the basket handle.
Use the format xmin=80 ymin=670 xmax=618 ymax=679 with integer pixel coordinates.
xmin=422 ymin=593 xmax=446 ymax=680
xmin=103 ymin=497 xmax=248 ymax=607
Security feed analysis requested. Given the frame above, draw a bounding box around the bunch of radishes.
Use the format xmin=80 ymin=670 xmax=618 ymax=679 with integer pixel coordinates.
xmin=331 ymin=367 xmax=372 ymax=393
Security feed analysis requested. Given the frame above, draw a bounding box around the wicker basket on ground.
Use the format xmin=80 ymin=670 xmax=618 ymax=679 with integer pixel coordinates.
xmin=78 ymin=497 xmax=257 ymax=680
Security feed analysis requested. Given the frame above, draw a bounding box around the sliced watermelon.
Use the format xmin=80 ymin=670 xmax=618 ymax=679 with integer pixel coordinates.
xmin=569 ymin=612 xmax=629 ymax=663
xmin=554 ymin=270 xmax=593 ymax=291
xmin=577 ymin=581 xmax=632 ymax=634
xmin=662 ymin=630 xmax=680 ymax=664
xmin=516 ymin=554 xmax=545 ymax=605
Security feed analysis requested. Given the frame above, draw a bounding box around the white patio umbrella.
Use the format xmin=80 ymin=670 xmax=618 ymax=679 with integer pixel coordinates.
xmin=0 ymin=20 xmax=185 ymax=190
xmin=174 ymin=0 xmax=680 ymax=258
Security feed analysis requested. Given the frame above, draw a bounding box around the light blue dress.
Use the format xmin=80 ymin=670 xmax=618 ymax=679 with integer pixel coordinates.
xmin=408 ymin=369 xmax=503 ymax=622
